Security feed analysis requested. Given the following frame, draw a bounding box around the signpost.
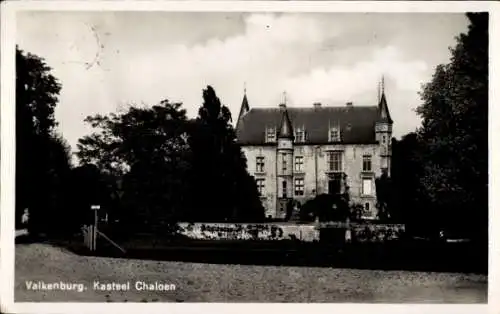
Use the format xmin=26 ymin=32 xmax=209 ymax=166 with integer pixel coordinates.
xmin=84 ymin=204 xmax=125 ymax=254
xmin=90 ymin=205 xmax=100 ymax=251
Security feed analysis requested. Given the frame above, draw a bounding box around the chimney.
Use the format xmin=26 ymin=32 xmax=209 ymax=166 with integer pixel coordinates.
xmin=346 ymin=102 xmax=353 ymax=107
xmin=313 ymin=102 xmax=322 ymax=108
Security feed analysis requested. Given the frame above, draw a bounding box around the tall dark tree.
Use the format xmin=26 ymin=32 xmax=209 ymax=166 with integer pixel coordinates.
xmin=416 ymin=13 xmax=488 ymax=240
xmin=60 ymin=164 xmax=110 ymax=234
xmin=375 ymin=169 xmax=391 ymax=221
xmin=16 ymin=47 xmax=72 ymax=234
xmin=389 ymin=133 xmax=426 ymax=228
xmin=188 ymin=86 xmax=264 ymax=222
xmin=77 ymin=100 xmax=192 ymax=234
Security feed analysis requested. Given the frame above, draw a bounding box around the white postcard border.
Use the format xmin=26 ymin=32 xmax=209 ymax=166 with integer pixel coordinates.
xmin=1 ymin=1 xmax=499 ymax=314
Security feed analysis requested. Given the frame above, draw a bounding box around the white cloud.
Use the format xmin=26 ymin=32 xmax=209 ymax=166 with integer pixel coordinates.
xmin=100 ymin=13 xmax=337 ymax=116
xmin=284 ymin=45 xmax=429 ymax=105
xmin=16 ymin=12 xmax=466 ymax=151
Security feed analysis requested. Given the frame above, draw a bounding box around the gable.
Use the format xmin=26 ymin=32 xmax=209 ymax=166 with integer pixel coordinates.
xmin=236 ymin=106 xmax=379 ymax=145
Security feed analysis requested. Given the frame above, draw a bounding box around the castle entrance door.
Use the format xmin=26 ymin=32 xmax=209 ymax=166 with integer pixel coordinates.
xmin=328 ymin=175 xmax=341 ymax=195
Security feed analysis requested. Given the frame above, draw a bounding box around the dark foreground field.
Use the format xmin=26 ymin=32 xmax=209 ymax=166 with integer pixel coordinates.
xmin=15 ymin=233 xmax=487 ymax=303
xmin=65 ymin=233 xmax=487 ymax=274
xmin=15 ymin=242 xmax=487 ymax=303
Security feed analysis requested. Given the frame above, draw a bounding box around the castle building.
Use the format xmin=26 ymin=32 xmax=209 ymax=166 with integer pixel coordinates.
xmin=235 ymin=82 xmax=393 ymax=219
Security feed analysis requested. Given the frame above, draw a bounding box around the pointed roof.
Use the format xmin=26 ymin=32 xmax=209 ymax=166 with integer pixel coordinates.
xmin=278 ymin=106 xmax=294 ymax=139
xmin=238 ymin=93 xmax=249 ymax=119
xmin=378 ymin=92 xmax=393 ymax=124
xmin=236 ymin=90 xmax=250 ymax=129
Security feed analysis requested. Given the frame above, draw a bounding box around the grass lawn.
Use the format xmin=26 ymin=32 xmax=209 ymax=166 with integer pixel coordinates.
xmin=15 ymin=243 xmax=487 ymax=303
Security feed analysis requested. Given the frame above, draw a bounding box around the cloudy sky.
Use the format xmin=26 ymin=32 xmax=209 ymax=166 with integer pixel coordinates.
xmin=17 ymin=12 xmax=469 ymax=151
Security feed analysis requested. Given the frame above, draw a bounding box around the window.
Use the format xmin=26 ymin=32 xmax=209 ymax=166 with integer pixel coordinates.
xmin=362 ymin=178 xmax=372 ymax=196
xmin=256 ymin=179 xmax=265 ymax=196
xmin=382 ymin=135 xmax=386 ymax=144
xmin=282 ymin=153 xmax=287 ymax=171
xmin=256 ymin=156 xmax=265 ymax=173
xmin=295 ymin=156 xmax=304 ymax=172
xmin=365 ymin=203 xmax=370 ymax=212
xmin=295 ymin=126 xmax=306 ymax=143
xmin=329 ymin=127 xmax=340 ymax=142
xmin=266 ymin=127 xmax=276 ymax=143
xmin=294 ymin=178 xmax=304 ymax=196
xmin=282 ymin=181 xmax=287 ymax=198
xmin=362 ymin=155 xmax=372 ymax=172
xmin=327 ymin=152 xmax=342 ymax=172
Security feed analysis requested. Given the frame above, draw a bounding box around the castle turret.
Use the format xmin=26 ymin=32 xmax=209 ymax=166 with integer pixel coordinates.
xmin=235 ymin=85 xmax=250 ymax=130
xmin=276 ymin=102 xmax=294 ymax=217
xmin=375 ymin=78 xmax=393 ymax=175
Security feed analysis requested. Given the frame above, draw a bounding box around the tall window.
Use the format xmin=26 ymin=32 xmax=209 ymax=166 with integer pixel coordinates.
xmin=295 ymin=156 xmax=304 ymax=172
xmin=256 ymin=179 xmax=265 ymax=196
xmin=282 ymin=181 xmax=287 ymax=198
xmin=295 ymin=126 xmax=305 ymax=143
xmin=266 ymin=127 xmax=276 ymax=143
xmin=382 ymin=135 xmax=386 ymax=144
xmin=329 ymin=127 xmax=340 ymax=142
xmin=362 ymin=155 xmax=372 ymax=172
xmin=362 ymin=178 xmax=372 ymax=196
xmin=256 ymin=156 xmax=265 ymax=173
xmin=294 ymin=178 xmax=304 ymax=196
xmin=282 ymin=153 xmax=287 ymax=171
xmin=327 ymin=152 xmax=342 ymax=172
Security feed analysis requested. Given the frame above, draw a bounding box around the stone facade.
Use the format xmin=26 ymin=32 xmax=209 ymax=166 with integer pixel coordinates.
xmin=241 ymin=143 xmax=387 ymax=219
xmin=235 ymin=87 xmax=393 ymax=220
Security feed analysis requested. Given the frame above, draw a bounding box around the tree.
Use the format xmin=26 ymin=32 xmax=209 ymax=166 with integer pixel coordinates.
xmin=77 ymin=100 xmax=192 ymax=234
xmin=307 ymin=194 xmax=348 ymax=222
xmin=390 ymin=133 xmax=426 ymax=228
xmin=16 ymin=47 xmax=72 ymax=234
xmin=416 ymin=13 xmax=488 ymax=240
xmin=59 ymin=164 xmax=110 ymax=234
xmin=78 ymin=86 xmax=265 ymax=227
xmin=187 ymin=86 xmax=264 ymax=222
xmin=299 ymin=199 xmax=316 ymax=222
xmin=375 ymin=169 xmax=390 ymax=221
xmin=285 ymin=199 xmax=294 ymax=221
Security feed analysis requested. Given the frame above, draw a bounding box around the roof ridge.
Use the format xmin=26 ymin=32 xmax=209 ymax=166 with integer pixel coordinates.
xmin=247 ymin=105 xmax=378 ymax=111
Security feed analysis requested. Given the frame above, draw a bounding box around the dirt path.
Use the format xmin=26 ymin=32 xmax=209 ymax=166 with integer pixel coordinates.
xmin=15 ymin=243 xmax=487 ymax=303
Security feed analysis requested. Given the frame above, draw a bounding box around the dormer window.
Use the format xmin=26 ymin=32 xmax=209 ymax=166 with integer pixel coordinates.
xmin=329 ymin=127 xmax=340 ymax=142
xmin=295 ymin=126 xmax=306 ymax=143
xmin=265 ymin=127 xmax=276 ymax=143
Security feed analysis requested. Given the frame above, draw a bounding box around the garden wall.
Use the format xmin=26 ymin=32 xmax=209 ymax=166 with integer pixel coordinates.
xmin=320 ymin=222 xmax=406 ymax=242
xmin=177 ymin=222 xmax=406 ymax=243
xmin=178 ymin=223 xmax=320 ymax=242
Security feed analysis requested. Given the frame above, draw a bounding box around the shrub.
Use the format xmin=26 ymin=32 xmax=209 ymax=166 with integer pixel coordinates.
xmin=350 ymin=203 xmax=364 ymax=221
xmin=300 ymin=199 xmax=316 ymax=222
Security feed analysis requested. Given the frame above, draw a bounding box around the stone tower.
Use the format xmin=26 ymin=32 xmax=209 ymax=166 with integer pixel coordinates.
xmin=375 ymin=78 xmax=393 ymax=175
xmin=276 ymin=102 xmax=294 ymax=217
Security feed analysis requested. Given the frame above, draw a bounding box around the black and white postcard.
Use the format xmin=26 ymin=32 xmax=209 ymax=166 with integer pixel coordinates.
xmin=1 ymin=1 xmax=498 ymax=314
